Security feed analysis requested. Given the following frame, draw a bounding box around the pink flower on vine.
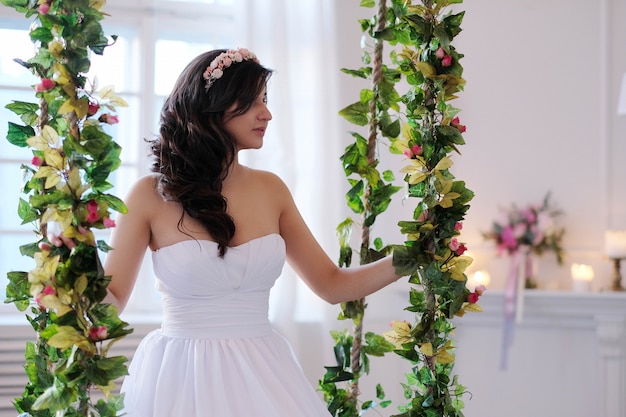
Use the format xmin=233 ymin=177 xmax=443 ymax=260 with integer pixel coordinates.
xmin=451 ymin=117 xmax=466 ymax=133
xmin=403 ymin=144 xmax=423 ymax=159
xmin=88 ymin=102 xmax=100 ymax=116
xmin=35 ymin=78 xmax=55 ymax=92
xmin=103 ymin=217 xmax=116 ymax=228
xmin=442 ymin=55 xmax=453 ymax=67
xmin=435 ymin=47 xmax=446 ymax=59
xmin=35 ymin=285 xmax=56 ymax=306
xmin=86 ymin=200 xmax=99 ymax=223
xmin=449 ymin=238 xmax=467 ymax=255
xmin=42 ymin=285 xmax=56 ymax=296
xmin=454 ymin=222 xmax=463 ymax=231
xmin=99 ymin=114 xmax=119 ymax=124
xmin=467 ymin=292 xmax=479 ymax=304
xmin=475 ymin=284 xmax=487 ymax=296
xmin=37 ymin=3 xmax=50 ymax=15
xmin=32 ymin=156 xmax=43 ymax=166
xmin=417 ymin=210 xmax=429 ymax=222
xmin=89 ymin=325 xmax=108 ymax=341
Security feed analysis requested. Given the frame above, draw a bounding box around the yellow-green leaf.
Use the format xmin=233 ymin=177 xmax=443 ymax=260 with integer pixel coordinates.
xmin=67 ymin=166 xmax=82 ymax=195
xmin=436 ymin=350 xmax=455 ymax=364
xmin=26 ymin=135 xmax=49 ymax=151
xmin=415 ymin=62 xmax=436 ymax=78
xmin=44 ymin=148 xmax=64 ymax=170
xmin=464 ymin=302 xmax=483 ymax=313
xmin=419 ymin=342 xmax=433 ymax=356
xmin=42 ymin=125 xmax=59 ymax=147
xmin=47 ymin=326 xmax=88 ymax=349
xmin=75 ymin=274 xmax=88 ymax=295
xmin=434 ymin=156 xmax=453 ymax=171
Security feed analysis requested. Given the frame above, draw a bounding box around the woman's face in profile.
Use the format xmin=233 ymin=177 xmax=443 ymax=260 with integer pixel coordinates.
xmin=223 ymin=87 xmax=272 ymax=151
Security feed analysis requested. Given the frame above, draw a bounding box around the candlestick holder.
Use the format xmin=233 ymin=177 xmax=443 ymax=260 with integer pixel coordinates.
xmin=609 ymin=257 xmax=624 ymax=291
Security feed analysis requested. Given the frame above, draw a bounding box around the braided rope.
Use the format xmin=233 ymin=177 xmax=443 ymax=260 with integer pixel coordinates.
xmin=349 ymin=0 xmax=387 ymax=403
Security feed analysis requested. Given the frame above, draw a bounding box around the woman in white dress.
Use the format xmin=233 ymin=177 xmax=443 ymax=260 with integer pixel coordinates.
xmin=56 ymin=48 xmax=401 ymax=416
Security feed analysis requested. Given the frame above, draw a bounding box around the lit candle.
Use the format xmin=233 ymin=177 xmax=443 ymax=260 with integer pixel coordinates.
xmin=467 ymin=270 xmax=491 ymax=290
xmin=571 ymin=263 xmax=594 ymax=292
xmin=605 ymin=230 xmax=626 ymax=259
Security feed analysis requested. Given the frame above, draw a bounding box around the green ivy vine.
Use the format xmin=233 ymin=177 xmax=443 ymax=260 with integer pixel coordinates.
xmin=2 ymin=0 xmax=131 ymax=416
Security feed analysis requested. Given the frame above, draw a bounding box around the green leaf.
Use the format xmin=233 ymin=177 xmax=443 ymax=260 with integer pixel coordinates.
xmin=19 ymin=242 xmax=39 ymax=258
xmin=436 ymin=124 xmax=465 ymax=146
xmin=376 ymin=383 xmax=385 ymax=400
xmin=0 ymin=0 xmax=30 ymax=11
xmin=93 ymin=355 xmax=128 ymax=381
xmin=100 ymin=193 xmax=128 ymax=214
xmin=30 ymin=27 xmax=53 ymax=44
xmin=18 ymin=198 xmax=38 ymax=224
xmin=404 ymin=14 xmax=432 ymax=37
xmin=5 ymin=271 xmax=30 ymax=311
xmin=96 ymin=239 xmax=114 ymax=253
xmin=6 ymin=101 xmax=39 ymax=125
xmin=6 ymin=122 xmax=35 ymax=147
xmin=322 ymin=366 xmax=354 ymax=384
xmin=346 ymin=180 xmax=364 ymax=214
xmin=32 ymin=378 xmax=74 ymax=411
xmin=392 ymin=244 xmax=420 ymax=276
xmin=364 ymin=332 xmax=395 ymax=356
xmin=338 ymin=101 xmax=369 ymax=126
xmin=340 ymin=67 xmax=371 ymax=79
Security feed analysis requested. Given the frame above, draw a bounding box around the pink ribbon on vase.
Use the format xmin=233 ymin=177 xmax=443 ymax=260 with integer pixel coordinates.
xmin=500 ymin=249 xmax=525 ymax=370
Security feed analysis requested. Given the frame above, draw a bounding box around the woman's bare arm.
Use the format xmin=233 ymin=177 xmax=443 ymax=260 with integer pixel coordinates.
xmin=276 ymin=175 xmax=401 ymax=304
xmin=102 ymin=176 xmax=155 ymax=311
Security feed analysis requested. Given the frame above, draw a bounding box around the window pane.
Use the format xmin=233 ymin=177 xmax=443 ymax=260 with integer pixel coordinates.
xmin=154 ymin=40 xmax=214 ymax=96
xmin=101 ymin=95 xmax=142 ymax=163
xmin=0 ymin=28 xmax=38 ymax=88
xmin=88 ymin=27 xmax=139 ymax=93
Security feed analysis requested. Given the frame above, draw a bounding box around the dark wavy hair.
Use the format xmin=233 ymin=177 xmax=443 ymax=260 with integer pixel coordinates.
xmin=149 ymin=49 xmax=273 ymax=256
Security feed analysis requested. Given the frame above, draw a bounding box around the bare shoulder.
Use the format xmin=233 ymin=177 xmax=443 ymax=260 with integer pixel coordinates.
xmin=126 ymin=173 xmax=160 ymax=200
xmin=122 ymin=173 xmax=166 ymax=214
xmin=244 ymin=168 xmax=292 ymax=201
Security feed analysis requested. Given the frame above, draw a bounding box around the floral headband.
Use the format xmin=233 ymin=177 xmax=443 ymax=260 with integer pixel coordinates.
xmin=202 ymin=48 xmax=260 ymax=90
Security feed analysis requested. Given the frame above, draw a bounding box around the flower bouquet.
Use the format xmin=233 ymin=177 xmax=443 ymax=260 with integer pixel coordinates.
xmin=483 ymin=193 xmax=565 ymax=288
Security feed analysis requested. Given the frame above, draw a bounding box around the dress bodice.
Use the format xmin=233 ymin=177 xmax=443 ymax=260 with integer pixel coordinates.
xmin=151 ymin=233 xmax=285 ymax=338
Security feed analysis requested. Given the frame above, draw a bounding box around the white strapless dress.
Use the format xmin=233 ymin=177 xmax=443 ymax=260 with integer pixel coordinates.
xmin=120 ymin=233 xmax=330 ymax=416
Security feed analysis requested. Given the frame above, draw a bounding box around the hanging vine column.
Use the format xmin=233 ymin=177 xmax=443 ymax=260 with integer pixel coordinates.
xmin=318 ymin=0 xmax=404 ymax=415
xmin=2 ymin=1 xmax=132 ymax=416
xmin=321 ymin=0 xmax=481 ymax=416
xmin=383 ymin=1 xmax=481 ymax=416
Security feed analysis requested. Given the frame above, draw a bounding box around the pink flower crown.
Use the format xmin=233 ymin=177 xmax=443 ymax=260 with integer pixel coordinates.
xmin=203 ymin=48 xmax=260 ymax=90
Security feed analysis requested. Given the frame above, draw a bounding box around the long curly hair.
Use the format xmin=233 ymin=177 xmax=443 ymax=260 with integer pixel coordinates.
xmin=149 ymin=49 xmax=273 ymax=256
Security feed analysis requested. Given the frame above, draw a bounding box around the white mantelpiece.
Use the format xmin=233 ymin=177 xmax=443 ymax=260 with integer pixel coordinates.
xmin=452 ymin=290 xmax=626 ymax=417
